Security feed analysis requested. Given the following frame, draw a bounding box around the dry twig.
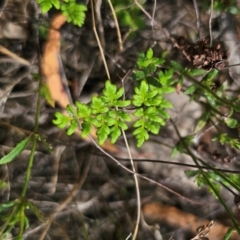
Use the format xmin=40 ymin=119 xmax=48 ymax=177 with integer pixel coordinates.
xmin=90 ymin=0 xmax=111 ymax=80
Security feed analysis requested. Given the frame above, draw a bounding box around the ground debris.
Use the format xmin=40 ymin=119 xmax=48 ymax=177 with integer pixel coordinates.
xmin=174 ymin=36 xmax=228 ymax=71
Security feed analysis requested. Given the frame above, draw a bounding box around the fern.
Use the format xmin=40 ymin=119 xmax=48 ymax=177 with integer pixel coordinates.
xmin=37 ymin=0 xmax=87 ymax=27
xmin=53 ymin=48 xmax=176 ymax=147
xmin=61 ymin=2 xmax=87 ymax=27
xmin=38 ymin=0 xmax=60 ymax=13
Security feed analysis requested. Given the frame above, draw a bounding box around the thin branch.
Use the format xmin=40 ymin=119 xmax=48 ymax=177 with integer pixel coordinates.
xmin=132 ymin=0 xmax=192 ymax=61
xmin=121 ymin=129 xmax=141 ymax=240
xmin=117 ymin=157 xmax=240 ymax=174
xmin=107 ymin=0 xmax=123 ymax=51
xmin=94 ymin=0 xmax=106 ymax=48
xmin=87 ymin=135 xmax=203 ymax=205
xmin=151 ymin=0 xmax=157 ymax=29
xmin=224 ymin=63 xmax=240 ymax=68
xmin=192 ymin=0 xmax=201 ymax=39
xmin=0 ymin=45 xmax=30 ymax=66
xmin=150 ymin=0 xmax=157 ymax=48
xmin=105 ymin=52 xmax=127 ymax=73
xmin=0 ymin=0 xmax=7 ymax=18
xmin=125 ymin=233 xmax=132 ymax=240
xmin=90 ymin=0 xmax=111 ymax=80
xmin=209 ymin=0 xmax=213 ymax=47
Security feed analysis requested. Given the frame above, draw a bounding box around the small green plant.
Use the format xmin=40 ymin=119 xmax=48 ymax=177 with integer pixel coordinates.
xmin=53 ymin=48 xmax=176 ymax=147
xmin=0 ymin=137 xmax=31 ymax=165
xmin=180 ymin=66 xmax=240 ymax=137
xmin=213 ymin=133 xmax=240 ymax=149
xmin=185 ymin=169 xmax=240 ymax=198
xmin=0 ymin=197 xmax=44 ymax=239
xmin=201 ymin=0 xmax=240 ymax=15
xmin=37 ymin=0 xmax=87 ymax=26
xmin=0 ymin=134 xmax=50 ymax=239
xmin=168 ymin=65 xmax=240 ymax=236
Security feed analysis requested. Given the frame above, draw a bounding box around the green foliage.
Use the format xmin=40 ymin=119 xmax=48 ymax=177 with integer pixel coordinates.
xmin=132 ymin=81 xmax=173 ymax=147
xmin=4 ymin=1 xmax=240 ymax=237
xmin=170 ymin=60 xmax=206 ymax=77
xmin=135 ymin=48 xmax=165 ymax=88
xmin=38 ymin=0 xmax=60 ymax=12
xmin=61 ymin=1 xmax=87 ymax=26
xmin=40 ymin=81 xmax=54 ymax=107
xmin=184 ymin=69 xmax=240 ymax=132
xmin=131 ymin=49 xmax=175 ymax=146
xmin=53 ymin=112 xmax=71 ymax=129
xmin=170 ymin=58 xmax=240 ymax=234
xmin=0 ymin=198 xmax=44 ymax=239
xmin=201 ymin=0 xmax=240 ymax=15
xmin=185 ymin=70 xmax=219 ymax=104
xmin=0 ymin=137 xmax=31 ymax=165
xmin=213 ymin=0 xmax=240 ymax=14
xmin=223 ymin=117 xmax=239 ymax=128
xmin=0 ymin=131 xmax=53 ymax=240
xmin=212 ymin=133 xmax=240 ymax=150
xmin=224 ymin=227 xmax=237 ymax=240
xmin=53 ymin=80 xmax=132 ymax=145
xmin=186 ymin=169 xmax=240 ymax=198
xmin=195 ymin=171 xmax=221 ymax=198
xmin=194 ymin=111 xmax=210 ymax=133
xmin=37 ymin=0 xmax=87 ymax=27
xmin=171 ymin=135 xmax=194 ymax=157
xmin=112 ymin=0 xmax=145 ymax=31
xmin=53 ymin=48 xmax=176 ymax=147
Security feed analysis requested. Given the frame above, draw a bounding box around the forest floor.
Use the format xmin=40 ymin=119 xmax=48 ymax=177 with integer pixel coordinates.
xmin=1 ymin=0 xmax=240 ymax=239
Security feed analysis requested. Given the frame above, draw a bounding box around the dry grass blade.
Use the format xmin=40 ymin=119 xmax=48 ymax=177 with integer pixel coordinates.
xmin=192 ymin=0 xmax=201 ymax=39
xmin=90 ymin=0 xmax=111 ymax=80
xmin=209 ymin=0 xmax=213 ymax=47
xmin=107 ymin=0 xmax=123 ymax=51
xmin=0 ymin=45 xmax=30 ymax=66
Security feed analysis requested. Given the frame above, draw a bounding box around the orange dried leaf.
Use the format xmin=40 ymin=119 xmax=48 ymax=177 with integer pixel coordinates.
xmin=42 ymin=14 xmax=69 ymax=108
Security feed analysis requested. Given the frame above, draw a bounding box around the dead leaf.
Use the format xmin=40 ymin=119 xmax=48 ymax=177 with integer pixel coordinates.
xmin=143 ymin=202 xmax=239 ymax=240
xmin=42 ymin=14 xmax=69 ymax=108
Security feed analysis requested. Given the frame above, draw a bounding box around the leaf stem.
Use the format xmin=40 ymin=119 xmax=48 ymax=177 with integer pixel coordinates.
xmin=183 ymin=72 xmax=239 ymax=110
xmin=21 ymin=84 xmax=41 ymax=197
